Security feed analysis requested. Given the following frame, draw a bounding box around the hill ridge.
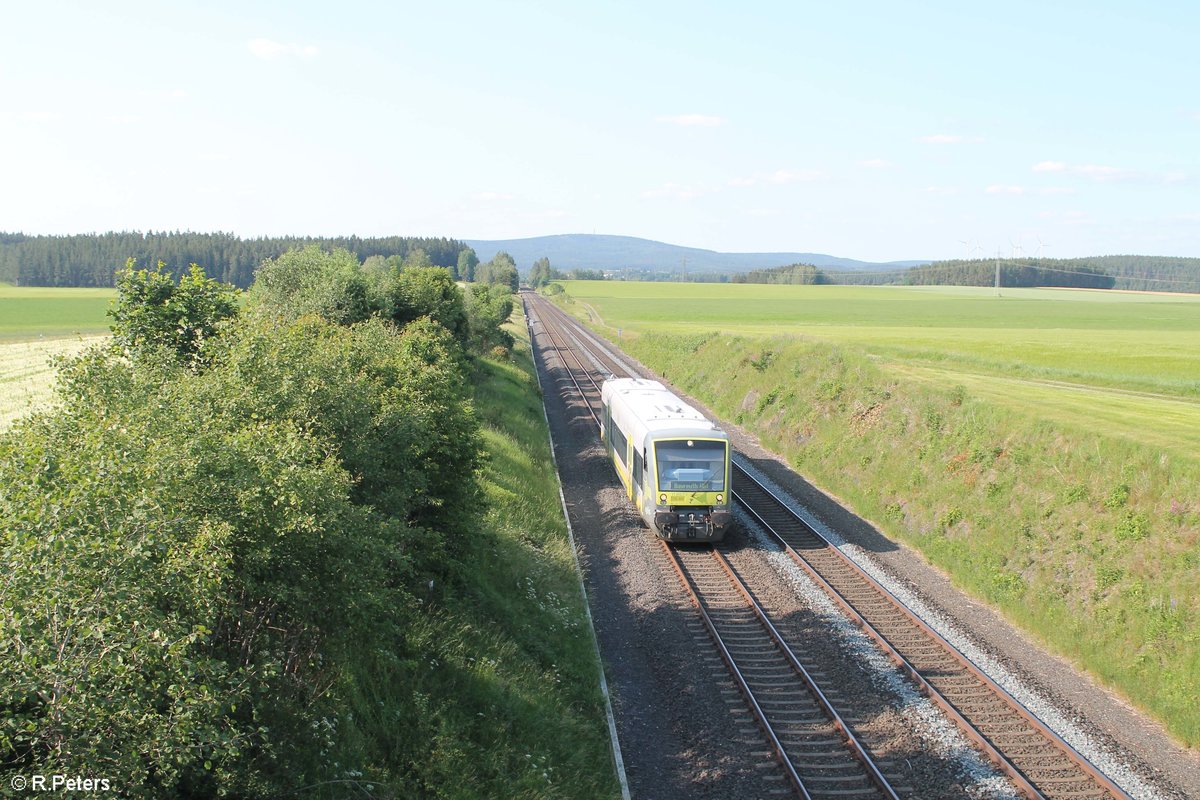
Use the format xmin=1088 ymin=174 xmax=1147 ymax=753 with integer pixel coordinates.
xmin=464 ymin=233 xmax=929 ymax=273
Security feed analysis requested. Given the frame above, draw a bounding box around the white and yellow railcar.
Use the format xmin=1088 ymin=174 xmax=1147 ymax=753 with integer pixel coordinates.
xmin=600 ymin=378 xmax=732 ymax=541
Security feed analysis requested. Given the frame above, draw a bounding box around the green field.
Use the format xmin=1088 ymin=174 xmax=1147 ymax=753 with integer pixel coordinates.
xmin=0 ymin=285 xmax=115 ymax=341
xmin=0 ymin=286 xmax=114 ymax=429
xmin=563 ymin=282 xmax=1200 ymax=456
xmin=554 ymin=280 xmax=1200 ymax=745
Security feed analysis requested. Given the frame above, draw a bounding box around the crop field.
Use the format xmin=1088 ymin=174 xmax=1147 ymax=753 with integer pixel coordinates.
xmin=561 ymin=281 xmax=1200 ymax=457
xmin=0 ymin=286 xmax=113 ymax=430
xmin=0 ymin=284 xmax=115 ymax=341
xmin=0 ymin=336 xmax=104 ymax=430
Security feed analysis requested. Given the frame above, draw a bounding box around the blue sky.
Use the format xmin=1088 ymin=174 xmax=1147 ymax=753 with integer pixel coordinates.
xmin=2 ymin=0 xmax=1197 ymax=261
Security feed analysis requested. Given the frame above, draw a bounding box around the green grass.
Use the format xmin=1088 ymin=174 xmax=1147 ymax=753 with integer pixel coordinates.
xmin=0 ymin=285 xmax=115 ymax=341
xmin=561 ymin=281 xmax=1200 ymax=455
xmin=364 ymin=307 xmax=619 ymax=798
xmin=552 ymin=281 xmax=1200 ymax=747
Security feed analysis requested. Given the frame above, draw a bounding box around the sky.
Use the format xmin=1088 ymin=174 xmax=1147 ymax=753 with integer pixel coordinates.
xmin=2 ymin=0 xmax=1198 ymax=262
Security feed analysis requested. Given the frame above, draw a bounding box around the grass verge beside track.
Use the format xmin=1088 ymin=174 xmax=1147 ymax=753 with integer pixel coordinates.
xmin=382 ymin=307 xmax=620 ymax=797
xmin=550 ymin=283 xmax=1200 ymax=748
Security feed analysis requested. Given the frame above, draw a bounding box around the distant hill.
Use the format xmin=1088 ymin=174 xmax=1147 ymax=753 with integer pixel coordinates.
xmin=463 ymin=234 xmax=928 ymax=274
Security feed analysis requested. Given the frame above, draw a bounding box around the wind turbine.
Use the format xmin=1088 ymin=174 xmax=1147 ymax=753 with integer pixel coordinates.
xmin=958 ymin=239 xmax=971 ymax=260
xmin=1035 ymin=236 xmax=1050 ymax=259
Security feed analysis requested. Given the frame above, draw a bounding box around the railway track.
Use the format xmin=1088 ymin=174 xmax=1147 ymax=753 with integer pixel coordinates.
xmin=667 ymin=542 xmax=903 ymax=799
xmin=531 ymin=295 xmax=902 ymax=798
xmin=524 ymin=291 xmax=1134 ymax=800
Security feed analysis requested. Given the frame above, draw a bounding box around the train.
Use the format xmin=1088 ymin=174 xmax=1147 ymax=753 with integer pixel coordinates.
xmin=600 ymin=377 xmax=732 ymax=541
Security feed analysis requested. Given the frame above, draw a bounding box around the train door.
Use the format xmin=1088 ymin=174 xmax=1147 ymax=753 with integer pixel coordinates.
xmin=632 ymin=447 xmax=644 ymax=511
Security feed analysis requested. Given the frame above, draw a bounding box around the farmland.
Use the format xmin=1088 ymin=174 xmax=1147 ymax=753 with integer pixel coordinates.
xmin=0 ymin=336 xmax=105 ymax=430
xmin=0 ymin=286 xmax=114 ymax=430
xmin=553 ymin=280 xmax=1200 ymax=745
xmin=561 ymin=282 xmax=1200 ymax=456
xmin=0 ymin=284 xmax=114 ymax=341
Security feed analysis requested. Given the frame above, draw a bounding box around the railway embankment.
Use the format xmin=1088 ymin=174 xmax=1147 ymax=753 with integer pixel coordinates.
xmin=552 ymin=299 xmax=1199 ymax=750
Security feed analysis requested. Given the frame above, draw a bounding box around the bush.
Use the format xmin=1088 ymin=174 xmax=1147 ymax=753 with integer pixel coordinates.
xmin=245 ymin=245 xmax=372 ymax=326
xmin=0 ymin=348 xmax=409 ymax=795
xmin=0 ymin=307 xmax=482 ymax=793
xmin=108 ymin=260 xmax=239 ymax=366
xmin=465 ymin=284 xmax=515 ymax=354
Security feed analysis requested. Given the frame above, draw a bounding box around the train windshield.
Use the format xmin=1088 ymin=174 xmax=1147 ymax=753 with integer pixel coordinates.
xmin=655 ymin=440 xmax=727 ymax=492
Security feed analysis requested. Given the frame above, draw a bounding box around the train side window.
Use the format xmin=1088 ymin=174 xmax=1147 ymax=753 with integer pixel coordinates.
xmin=611 ymin=422 xmax=628 ymax=465
xmin=633 ymin=448 xmax=643 ymax=488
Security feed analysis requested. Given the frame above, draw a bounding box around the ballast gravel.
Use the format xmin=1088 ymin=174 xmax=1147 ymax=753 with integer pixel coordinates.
xmin=735 ymin=507 xmax=1022 ymax=800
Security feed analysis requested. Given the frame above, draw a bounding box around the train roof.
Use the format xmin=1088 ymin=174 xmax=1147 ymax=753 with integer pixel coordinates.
xmin=602 ymin=378 xmax=725 ymax=444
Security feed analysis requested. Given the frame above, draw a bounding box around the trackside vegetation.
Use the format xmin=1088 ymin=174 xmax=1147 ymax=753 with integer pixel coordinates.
xmin=0 ymin=251 xmax=617 ymax=797
xmin=550 ymin=284 xmax=1200 ymax=747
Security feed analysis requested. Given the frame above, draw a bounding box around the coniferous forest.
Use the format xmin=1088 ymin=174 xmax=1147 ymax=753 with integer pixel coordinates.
xmin=0 ymin=231 xmax=470 ymax=288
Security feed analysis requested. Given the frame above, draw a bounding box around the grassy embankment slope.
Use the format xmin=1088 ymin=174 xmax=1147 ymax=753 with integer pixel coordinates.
xmin=1 ymin=286 xmax=620 ymax=796
xmin=388 ymin=305 xmax=619 ymax=796
xmin=555 ymin=280 xmax=1200 ymax=747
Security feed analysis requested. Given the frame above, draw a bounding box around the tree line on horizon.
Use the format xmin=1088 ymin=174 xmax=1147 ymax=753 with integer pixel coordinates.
xmin=0 ymin=231 xmax=473 ymax=288
xmin=674 ymin=256 xmax=1200 ymax=293
xmin=4 ymin=231 xmax=1197 ymax=293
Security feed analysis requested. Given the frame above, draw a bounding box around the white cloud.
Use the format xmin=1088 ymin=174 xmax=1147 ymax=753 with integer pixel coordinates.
xmin=1033 ymin=161 xmax=1066 ymax=172
xmin=472 ymin=191 xmax=516 ymax=202
xmin=986 ymin=185 xmax=1026 ymax=195
xmin=924 ymin=186 xmax=959 ymax=195
xmin=248 ymin=38 xmax=320 ymax=60
xmin=858 ymin=158 xmax=892 ymax=169
xmin=656 ymin=113 xmax=725 ymax=127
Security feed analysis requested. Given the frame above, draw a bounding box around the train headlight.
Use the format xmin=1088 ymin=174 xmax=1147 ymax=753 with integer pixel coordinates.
xmin=659 ymin=493 xmax=667 ymax=504
xmin=716 ymin=494 xmax=724 ymax=504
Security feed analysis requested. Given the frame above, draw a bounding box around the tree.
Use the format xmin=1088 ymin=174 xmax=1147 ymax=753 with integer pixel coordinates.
xmin=108 ymin=259 xmax=240 ymax=365
xmin=246 ymin=245 xmax=372 ymax=326
xmin=392 ymin=266 xmax=469 ymax=343
xmin=465 ymin=283 xmax=515 ymax=353
xmin=528 ymin=256 xmax=562 ymax=288
xmin=457 ymin=248 xmax=478 ymax=282
xmin=477 ymin=252 xmax=519 ymax=291
xmin=404 ymin=248 xmax=434 ymax=269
